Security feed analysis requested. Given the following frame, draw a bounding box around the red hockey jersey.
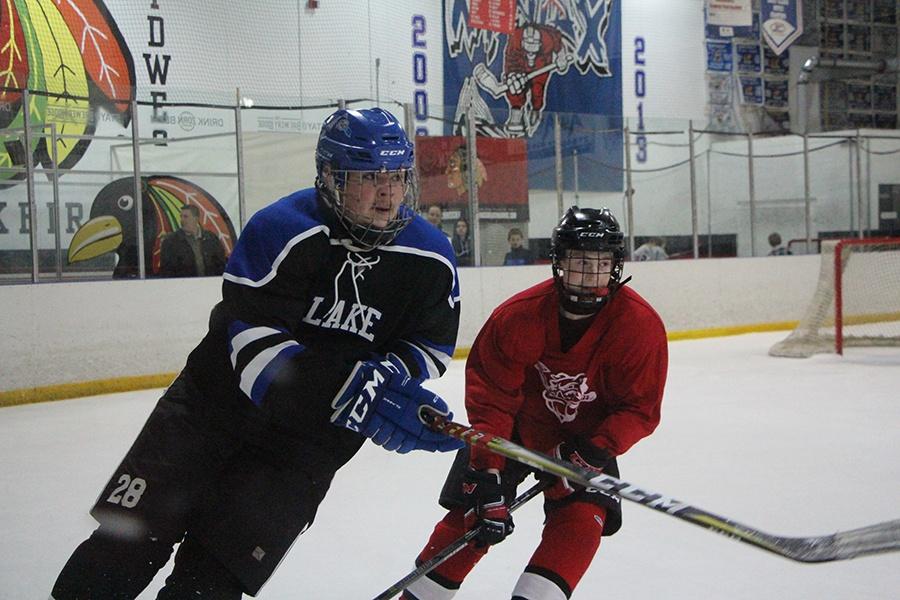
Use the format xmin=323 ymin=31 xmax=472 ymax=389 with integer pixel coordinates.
xmin=466 ymin=279 xmax=668 ymax=470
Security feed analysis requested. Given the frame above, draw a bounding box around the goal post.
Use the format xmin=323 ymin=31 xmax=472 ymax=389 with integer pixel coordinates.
xmin=769 ymin=237 xmax=900 ymax=357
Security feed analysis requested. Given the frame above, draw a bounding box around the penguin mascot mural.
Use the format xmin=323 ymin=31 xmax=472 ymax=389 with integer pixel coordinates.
xmin=68 ymin=176 xmax=236 ymax=278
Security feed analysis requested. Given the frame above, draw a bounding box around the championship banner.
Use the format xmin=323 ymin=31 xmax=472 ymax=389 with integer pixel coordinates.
xmin=735 ymin=44 xmax=762 ymax=73
xmin=705 ymin=0 xmax=755 ymax=39
xmin=761 ymin=0 xmax=803 ymax=56
xmin=764 ymin=79 xmax=788 ymax=109
xmin=739 ymin=76 xmax=763 ymax=105
xmin=443 ymin=0 xmax=622 ymax=192
xmin=706 ymin=41 xmax=734 ymax=72
xmin=416 ymin=136 xmax=528 ymax=210
xmin=468 ymin=0 xmax=516 ymax=34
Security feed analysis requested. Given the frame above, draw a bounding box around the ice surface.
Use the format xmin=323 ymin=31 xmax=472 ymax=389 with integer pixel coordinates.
xmin=1 ymin=332 xmax=898 ymax=599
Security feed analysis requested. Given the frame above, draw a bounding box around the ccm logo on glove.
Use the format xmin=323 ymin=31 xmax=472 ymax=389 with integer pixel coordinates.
xmin=331 ymin=360 xmax=464 ymax=454
xmin=346 ymin=367 xmax=388 ymax=430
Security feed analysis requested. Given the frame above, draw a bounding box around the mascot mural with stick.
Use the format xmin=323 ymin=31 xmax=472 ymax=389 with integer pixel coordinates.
xmin=446 ymin=0 xmax=615 ymax=139
xmin=474 ymin=22 xmax=573 ymax=136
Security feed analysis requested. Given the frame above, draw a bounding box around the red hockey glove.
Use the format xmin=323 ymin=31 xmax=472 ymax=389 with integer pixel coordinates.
xmin=462 ymin=469 xmax=514 ymax=547
xmin=544 ymin=439 xmax=612 ymax=501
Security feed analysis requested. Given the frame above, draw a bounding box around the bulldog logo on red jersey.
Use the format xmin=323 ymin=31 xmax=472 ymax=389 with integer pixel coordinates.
xmin=534 ymin=361 xmax=596 ymax=423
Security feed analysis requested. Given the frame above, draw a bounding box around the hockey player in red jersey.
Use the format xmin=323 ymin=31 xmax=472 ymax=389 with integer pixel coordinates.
xmin=503 ymin=22 xmax=570 ymax=136
xmin=401 ymin=206 xmax=668 ymax=600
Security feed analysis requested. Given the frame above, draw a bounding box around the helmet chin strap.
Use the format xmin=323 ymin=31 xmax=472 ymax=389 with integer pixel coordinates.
xmin=558 ymin=275 xmax=632 ymax=317
xmin=560 ymin=294 xmax=605 ymax=317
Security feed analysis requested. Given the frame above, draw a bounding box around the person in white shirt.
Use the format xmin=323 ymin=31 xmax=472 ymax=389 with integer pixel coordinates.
xmin=632 ymin=237 xmax=668 ymax=261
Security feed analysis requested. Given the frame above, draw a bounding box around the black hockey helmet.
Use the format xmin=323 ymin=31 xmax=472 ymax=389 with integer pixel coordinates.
xmin=551 ymin=206 xmax=626 ymax=314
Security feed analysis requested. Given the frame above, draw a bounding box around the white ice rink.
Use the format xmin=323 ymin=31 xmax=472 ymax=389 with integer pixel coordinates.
xmin=1 ymin=332 xmax=899 ymax=599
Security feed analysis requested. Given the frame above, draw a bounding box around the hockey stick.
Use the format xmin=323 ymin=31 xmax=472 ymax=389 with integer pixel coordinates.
xmin=419 ymin=407 xmax=900 ymax=563
xmin=472 ymin=56 xmax=573 ymax=98
xmin=372 ymin=479 xmax=550 ymax=600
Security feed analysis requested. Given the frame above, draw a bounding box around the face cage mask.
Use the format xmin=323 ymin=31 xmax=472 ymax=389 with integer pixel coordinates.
xmin=318 ymin=168 xmax=418 ymax=250
xmin=552 ymin=251 xmax=623 ymax=315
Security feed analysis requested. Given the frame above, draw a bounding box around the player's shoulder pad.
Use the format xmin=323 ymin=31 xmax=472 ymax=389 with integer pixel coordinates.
xmin=392 ymin=213 xmax=455 ymax=263
xmin=387 ymin=214 xmax=459 ymax=303
xmin=613 ymin=285 xmax=667 ymax=334
xmin=224 ymin=188 xmax=329 ymax=287
xmin=388 ymin=214 xmax=457 ymax=275
xmin=495 ymin=278 xmax=555 ymax=312
xmin=488 ymin=278 xmax=555 ymax=328
xmin=475 ymin=279 xmax=553 ymax=363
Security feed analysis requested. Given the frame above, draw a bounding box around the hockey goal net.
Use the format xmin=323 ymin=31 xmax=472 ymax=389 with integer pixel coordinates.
xmin=769 ymin=237 xmax=900 ymax=357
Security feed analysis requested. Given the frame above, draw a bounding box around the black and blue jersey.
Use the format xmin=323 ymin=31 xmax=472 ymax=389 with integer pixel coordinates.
xmin=183 ymin=188 xmax=460 ymax=468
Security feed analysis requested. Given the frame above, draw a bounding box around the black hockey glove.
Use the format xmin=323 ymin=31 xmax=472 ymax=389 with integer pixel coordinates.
xmin=544 ymin=438 xmax=612 ymax=501
xmin=330 ymin=360 xmax=464 ymax=454
xmin=463 ymin=469 xmax=514 ymax=547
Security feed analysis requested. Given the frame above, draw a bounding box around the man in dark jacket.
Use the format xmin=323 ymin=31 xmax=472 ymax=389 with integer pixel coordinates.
xmin=160 ymin=204 xmax=227 ymax=277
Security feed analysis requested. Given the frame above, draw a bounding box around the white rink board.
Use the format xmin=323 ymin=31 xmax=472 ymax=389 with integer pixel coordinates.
xmin=1 ymin=254 xmax=821 ymax=392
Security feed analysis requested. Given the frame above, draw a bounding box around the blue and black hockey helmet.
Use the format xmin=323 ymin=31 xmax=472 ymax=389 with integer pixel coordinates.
xmin=315 ymin=107 xmax=417 ymax=249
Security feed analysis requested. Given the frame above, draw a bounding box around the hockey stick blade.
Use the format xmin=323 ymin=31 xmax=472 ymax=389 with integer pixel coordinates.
xmin=420 ymin=407 xmax=900 ymax=563
xmin=372 ymin=480 xmax=549 ymax=600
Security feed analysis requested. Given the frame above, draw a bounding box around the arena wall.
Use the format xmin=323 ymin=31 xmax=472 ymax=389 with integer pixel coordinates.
xmin=1 ymin=254 xmax=819 ymax=402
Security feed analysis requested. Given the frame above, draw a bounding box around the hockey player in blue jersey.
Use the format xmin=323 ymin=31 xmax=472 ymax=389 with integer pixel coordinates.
xmin=52 ymin=107 xmax=464 ymax=599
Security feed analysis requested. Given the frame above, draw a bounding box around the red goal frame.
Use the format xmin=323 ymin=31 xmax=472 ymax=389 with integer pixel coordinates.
xmin=834 ymin=237 xmax=900 ymax=355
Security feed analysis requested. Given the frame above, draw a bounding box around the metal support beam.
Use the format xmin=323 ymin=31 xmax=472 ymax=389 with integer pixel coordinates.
xmin=747 ymin=131 xmax=756 ymax=257
xmin=803 ymin=132 xmax=811 ymax=248
xmin=624 ymin=125 xmax=634 ymax=258
xmin=131 ymin=100 xmax=146 ymax=279
xmin=688 ymin=120 xmax=698 ymax=259
xmin=50 ymin=123 xmax=62 ymax=279
xmin=235 ymin=88 xmax=247 ymax=230
xmin=554 ymin=113 xmax=563 ymax=218
xmin=465 ymin=112 xmax=481 ymax=267
xmin=22 ymin=88 xmax=39 ymax=282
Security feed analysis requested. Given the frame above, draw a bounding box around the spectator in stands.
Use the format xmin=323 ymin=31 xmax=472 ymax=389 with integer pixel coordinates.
xmin=632 ymin=237 xmax=668 ymax=261
xmin=452 ymin=217 xmax=473 ymax=267
xmin=159 ymin=204 xmax=227 ymax=277
xmin=768 ymin=232 xmax=792 ymax=256
xmin=503 ymin=227 xmax=533 ymax=266
xmin=425 ymin=204 xmax=452 ymax=242
xmin=426 ymin=204 xmax=444 ymax=229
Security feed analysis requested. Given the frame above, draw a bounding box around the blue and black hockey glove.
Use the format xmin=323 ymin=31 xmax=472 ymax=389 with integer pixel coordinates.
xmin=330 ymin=360 xmax=464 ymax=454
